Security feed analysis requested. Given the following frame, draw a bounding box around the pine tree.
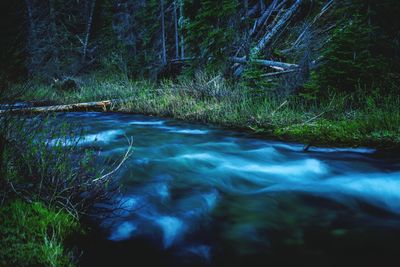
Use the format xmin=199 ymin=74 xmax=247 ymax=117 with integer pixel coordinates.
xmin=303 ymin=0 xmax=399 ymax=96
xmin=185 ymin=0 xmax=238 ymax=70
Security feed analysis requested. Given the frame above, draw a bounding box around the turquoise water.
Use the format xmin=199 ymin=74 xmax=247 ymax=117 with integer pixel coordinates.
xmin=54 ymin=112 xmax=400 ymax=266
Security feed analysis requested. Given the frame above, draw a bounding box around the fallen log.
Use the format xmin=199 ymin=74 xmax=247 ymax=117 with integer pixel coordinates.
xmin=0 ymin=100 xmax=121 ymax=114
xmin=260 ymin=69 xmax=298 ymax=77
xmin=230 ymin=56 xmax=299 ymax=70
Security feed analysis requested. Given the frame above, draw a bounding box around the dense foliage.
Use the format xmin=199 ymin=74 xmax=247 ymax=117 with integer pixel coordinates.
xmin=0 ymin=0 xmax=398 ymax=97
xmin=184 ymin=0 xmax=238 ymax=70
xmin=304 ymin=0 xmax=400 ymax=96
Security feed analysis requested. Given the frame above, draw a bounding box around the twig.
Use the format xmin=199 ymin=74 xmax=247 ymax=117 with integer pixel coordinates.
xmin=93 ymin=136 xmax=133 ymax=182
xmin=206 ymin=75 xmax=221 ymax=85
xmin=271 ymin=100 xmax=288 ymax=116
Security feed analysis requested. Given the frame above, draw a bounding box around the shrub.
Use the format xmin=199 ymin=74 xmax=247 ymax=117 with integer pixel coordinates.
xmin=1 ymin=114 xmax=131 ymax=219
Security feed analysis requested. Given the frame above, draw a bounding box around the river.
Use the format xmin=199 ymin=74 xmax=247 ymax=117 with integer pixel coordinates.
xmin=52 ymin=112 xmax=400 ymax=267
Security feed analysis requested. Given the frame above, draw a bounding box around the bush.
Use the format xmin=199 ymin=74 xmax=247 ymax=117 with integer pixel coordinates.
xmin=1 ymin=114 xmax=130 ymax=219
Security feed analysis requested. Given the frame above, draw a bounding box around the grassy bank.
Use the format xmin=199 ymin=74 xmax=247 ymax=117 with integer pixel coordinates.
xmin=10 ymin=74 xmax=400 ymax=149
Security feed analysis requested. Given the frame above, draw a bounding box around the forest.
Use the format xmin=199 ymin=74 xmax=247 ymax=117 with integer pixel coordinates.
xmin=1 ymin=0 xmax=400 ymax=266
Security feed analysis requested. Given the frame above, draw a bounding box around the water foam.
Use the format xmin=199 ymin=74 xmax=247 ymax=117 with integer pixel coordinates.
xmin=49 ymin=129 xmax=124 ymax=146
xmin=170 ymin=129 xmax=209 ymax=135
xmin=259 ymin=172 xmax=400 ymax=213
xmin=225 ymin=159 xmax=327 ymax=177
xmin=155 ymin=216 xmax=186 ymax=248
xmin=109 ymin=222 xmax=137 ymax=241
xmin=129 ymin=121 xmax=164 ymax=126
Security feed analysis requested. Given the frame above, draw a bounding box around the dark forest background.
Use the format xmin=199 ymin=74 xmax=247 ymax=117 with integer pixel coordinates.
xmin=1 ymin=0 xmax=399 ymax=97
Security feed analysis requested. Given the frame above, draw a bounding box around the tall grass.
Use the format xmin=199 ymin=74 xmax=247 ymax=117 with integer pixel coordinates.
xmin=12 ymin=72 xmax=400 ymax=148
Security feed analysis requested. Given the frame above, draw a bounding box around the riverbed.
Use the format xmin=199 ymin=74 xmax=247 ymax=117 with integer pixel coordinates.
xmin=52 ymin=112 xmax=400 ymax=266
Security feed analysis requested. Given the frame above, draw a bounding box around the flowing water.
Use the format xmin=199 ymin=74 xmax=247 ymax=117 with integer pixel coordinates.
xmin=53 ymin=112 xmax=400 ymax=266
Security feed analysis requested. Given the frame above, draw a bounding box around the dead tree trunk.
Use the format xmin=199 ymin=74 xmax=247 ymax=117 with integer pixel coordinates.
xmin=82 ymin=0 xmax=96 ymax=62
xmin=233 ymin=0 xmax=303 ymax=77
xmin=260 ymin=0 xmax=266 ymax=13
xmin=0 ymin=100 xmax=121 ymax=114
xmin=248 ymin=2 xmax=260 ymax=17
xmin=251 ymin=0 xmax=302 ymax=57
xmin=250 ymin=0 xmax=280 ymax=36
xmin=231 ymin=56 xmax=299 ymax=69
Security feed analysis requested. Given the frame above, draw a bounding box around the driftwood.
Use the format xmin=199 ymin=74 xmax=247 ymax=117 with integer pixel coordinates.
xmin=0 ymin=100 xmax=121 ymax=114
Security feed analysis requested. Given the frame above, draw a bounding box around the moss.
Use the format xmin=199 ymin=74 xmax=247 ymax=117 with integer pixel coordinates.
xmin=0 ymin=200 xmax=80 ymax=267
xmin=274 ymin=119 xmax=400 ymax=148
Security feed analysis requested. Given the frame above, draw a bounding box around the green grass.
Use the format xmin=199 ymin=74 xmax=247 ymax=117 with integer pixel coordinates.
xmin=11 ymin=73 xmax=400 ymax=149
xmin=0 ymin=200 xmax=79 ymax=267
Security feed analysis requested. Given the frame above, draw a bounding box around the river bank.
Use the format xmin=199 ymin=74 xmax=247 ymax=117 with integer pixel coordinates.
xmin=6 ymin=76 xmax=400 ymax=150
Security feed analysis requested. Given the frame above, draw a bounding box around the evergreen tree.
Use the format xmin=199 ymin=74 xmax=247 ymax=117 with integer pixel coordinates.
xmin=304 ymin=0 xmax=400 ymax=96
xmin=184 ymin=0 xmax=238 ymax=71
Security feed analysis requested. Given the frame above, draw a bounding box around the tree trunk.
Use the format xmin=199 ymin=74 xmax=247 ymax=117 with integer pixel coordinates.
xmin=173 ymin=1 xmax=179 ymax=59
xmin=160 ymin=0 xmax=167 ymax=65
xmin=179 ymin=0 xmax=185 ymax=59
xmin=25 ymin=0 xmax=36 ymax=72
xmin=248 ymin=2 xmax=260 ymax=17
xmin=83 ymin=0 xmax=96 ymax=62
xmin=251 ymin=0 xmax=302 ymax=57
xmin=25 ymin=0 xmax=35 ymax=36
xmin=0 ymin=100 xmax=120 ymax=114
xmin=48 ymin=0 xmax=60 ymax=77
xmin=259 ymin=0 xmax=265 ymax=13
xmin=231 ymin=56 xmax=299 ymax=69
xmin=250 ymin=0 xmax=280 ymax=36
